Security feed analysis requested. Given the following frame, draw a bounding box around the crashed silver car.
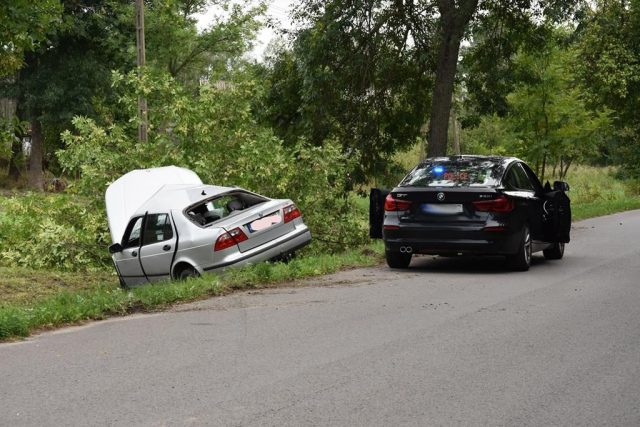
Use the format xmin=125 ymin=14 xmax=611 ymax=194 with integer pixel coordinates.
xmin=106 ymin=166 xmax=312 ymax=287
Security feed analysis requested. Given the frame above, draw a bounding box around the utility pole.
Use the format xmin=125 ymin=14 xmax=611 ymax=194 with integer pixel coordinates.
xmin=136 ymin=0 xmax=148 ymax=143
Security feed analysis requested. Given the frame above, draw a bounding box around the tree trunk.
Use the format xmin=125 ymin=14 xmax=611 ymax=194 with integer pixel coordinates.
xmin=8 ymin=138 xmax=22 ymax=179
xmin=450 ymin=108 xmax=461 ymax=155
xmin=426 ymin=0 xmax=478 ymax=158
xmin=28 ymin=118 xmax=44 ymax=191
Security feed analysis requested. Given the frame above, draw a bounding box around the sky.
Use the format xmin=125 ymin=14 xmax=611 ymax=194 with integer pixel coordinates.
xmin=196 ymin=0 xmax=296 ymax=60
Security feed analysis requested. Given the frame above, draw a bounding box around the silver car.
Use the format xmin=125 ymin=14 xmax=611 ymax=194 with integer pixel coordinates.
xmin=106 ymin=166 xmax=312 ymax=287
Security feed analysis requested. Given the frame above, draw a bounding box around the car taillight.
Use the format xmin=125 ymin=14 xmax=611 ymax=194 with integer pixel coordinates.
xmin=384 ymin=194 xmax=412 ymax=211
xmin=214 ymin=227 xmax=248 ymax=251
xmin=472 ymin=195 xmax=514 ymax=213
xmin=283 ymin=204 xmax=301 ymax=223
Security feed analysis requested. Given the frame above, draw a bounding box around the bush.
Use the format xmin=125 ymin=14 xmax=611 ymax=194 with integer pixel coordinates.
xmin=0 ymin=194 xmax=111 ymax=271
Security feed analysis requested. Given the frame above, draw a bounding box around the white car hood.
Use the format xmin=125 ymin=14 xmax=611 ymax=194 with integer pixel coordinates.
xmin=105 ymin=166 xmax=203 ymax=243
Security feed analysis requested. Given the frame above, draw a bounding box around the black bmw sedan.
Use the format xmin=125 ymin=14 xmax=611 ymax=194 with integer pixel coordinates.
xmin=370 ymin=156 xmax=571 ymax=271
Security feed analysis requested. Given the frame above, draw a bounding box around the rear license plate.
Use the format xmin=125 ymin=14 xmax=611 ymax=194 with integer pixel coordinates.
xmin=246 ymin=211 xmax=282 ymax=233
xmin=421 ymin=203 xmax=463 ymax=215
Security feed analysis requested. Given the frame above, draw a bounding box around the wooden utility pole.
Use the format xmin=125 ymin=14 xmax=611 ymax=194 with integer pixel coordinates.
xmin=136 ymin=0 xmax=148 ymax=143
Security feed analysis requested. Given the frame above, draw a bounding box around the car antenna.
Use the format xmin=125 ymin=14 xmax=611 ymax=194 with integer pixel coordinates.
xmin=201 ymin=190 xmax=207 ymax=196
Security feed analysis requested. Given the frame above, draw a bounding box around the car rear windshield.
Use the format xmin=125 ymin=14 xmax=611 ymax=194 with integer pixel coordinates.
xmin=185 ymin=191 xmax=268 ymax=227
xmin=399 ymin=159 xmax=504 ymax=188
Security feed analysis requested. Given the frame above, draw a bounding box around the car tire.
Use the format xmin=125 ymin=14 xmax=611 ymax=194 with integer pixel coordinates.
xmin=177 ymin=265 xmax=199 ymax=280
xmin=506 ymin=225 xmax=531 ymax=271
xmin=543 ymin=242 xmax=564 ymax=260
xmin=386 ymin=250 xmax=412 ymax=269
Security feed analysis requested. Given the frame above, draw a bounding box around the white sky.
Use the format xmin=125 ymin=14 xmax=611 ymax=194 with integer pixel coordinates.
xmin=196 ymin=0 xmax=296 ymax=60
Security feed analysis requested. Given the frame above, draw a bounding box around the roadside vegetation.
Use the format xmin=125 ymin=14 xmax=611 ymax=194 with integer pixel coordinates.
xmin=0 ymin=242 xmax=384 ymax=340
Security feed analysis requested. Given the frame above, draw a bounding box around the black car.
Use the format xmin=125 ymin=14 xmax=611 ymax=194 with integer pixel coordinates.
xmin=370 ymin=156 xmax=571 ymax=271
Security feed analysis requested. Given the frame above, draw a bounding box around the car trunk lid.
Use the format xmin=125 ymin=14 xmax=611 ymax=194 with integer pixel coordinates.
xmin=219 ymin=200 xmax=296 ymax=253
xmin=391 ymin=187 xmax=500 ymax=227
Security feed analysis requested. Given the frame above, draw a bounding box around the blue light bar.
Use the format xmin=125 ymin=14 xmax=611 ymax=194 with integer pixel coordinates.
xmin=433 ymin=165 xmax=444 ymax=174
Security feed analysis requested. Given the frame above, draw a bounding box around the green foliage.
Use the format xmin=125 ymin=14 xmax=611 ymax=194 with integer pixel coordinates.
xmin=461 ymin=31 xmax=611 ymax=180
xmin=263 ymin=0 xmax=436 ymax=183
xmin=0 ymin=194 xmax=111 ymax=271
xmin=58 ymin=69 xmax=369 ymax=257
xmin=0 ymin=0 xmax=62 ymax=76
xmin=460 ymin=114 xmax=516 ymax=156
xmin=144 ymin=0 xmax=266 ymax=82
xmin=573 ymin=0 xmax=640 ymax=178
xmin=506 ymin=40 xmax=611 ymax=178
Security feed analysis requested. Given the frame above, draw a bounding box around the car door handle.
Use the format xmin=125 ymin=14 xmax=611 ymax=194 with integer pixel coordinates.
xmin=131 ymin=251 xmax=138 ymax=257
xmin=163 ymin=245 xmax=171 ymax=251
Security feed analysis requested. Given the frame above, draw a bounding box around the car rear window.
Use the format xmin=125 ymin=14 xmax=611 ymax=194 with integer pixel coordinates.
xmin=399 ymin=159 xmax=504 ymax=188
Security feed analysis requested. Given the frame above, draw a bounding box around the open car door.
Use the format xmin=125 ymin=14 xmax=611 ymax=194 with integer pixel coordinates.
xmin=369 ymin=188 xmax=389 ymax=239
xmin=542 ymin=185 xmax=571 ymax=243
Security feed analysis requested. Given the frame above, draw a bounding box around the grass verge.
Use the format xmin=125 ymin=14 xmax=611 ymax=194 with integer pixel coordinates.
xmin=0 ymin=242 xmax=384 ymax=341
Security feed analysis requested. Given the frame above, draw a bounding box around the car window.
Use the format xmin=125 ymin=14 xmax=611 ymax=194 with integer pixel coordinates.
xmin=122 ymin=217 xmax=143 ymax=248
xmin=187 ymin=195 xmax=247 ymax=226
xmin=142 ymin=214 xmax=173 ymax=246
xmin=399 ymin=160 xmax=504 ymax=188
xmin=505 ymin=163 xmax=535 ymax=191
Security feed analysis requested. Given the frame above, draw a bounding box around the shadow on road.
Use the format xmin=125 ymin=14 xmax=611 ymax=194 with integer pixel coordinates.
xmin=404 ymin=254 xmax=549 ymax=275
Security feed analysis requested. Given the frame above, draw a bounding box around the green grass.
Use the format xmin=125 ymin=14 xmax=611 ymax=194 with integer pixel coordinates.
xmin=0 ymin=242 xmax=384 ymax=341
xmin=565 ymin=165 xmax=640 ymax=220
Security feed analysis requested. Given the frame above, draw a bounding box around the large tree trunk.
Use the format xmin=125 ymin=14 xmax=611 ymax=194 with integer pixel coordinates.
xmin=28 ymin=118 xmax=44 ymax=191
xmin=426 ymin=0 xmax=478 ymax=158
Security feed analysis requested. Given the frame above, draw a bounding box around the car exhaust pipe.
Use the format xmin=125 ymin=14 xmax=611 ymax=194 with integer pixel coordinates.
xmin=400 ymin=246 xmax=413 ymax=253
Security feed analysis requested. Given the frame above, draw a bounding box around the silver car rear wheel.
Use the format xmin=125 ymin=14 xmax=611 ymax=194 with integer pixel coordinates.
xmin=177 ymin=265 xmax=199 ymax=280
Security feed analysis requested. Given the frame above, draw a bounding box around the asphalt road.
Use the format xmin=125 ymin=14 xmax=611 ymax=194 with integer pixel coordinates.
xmin=2 ymin=210 xmax=640 ymax=426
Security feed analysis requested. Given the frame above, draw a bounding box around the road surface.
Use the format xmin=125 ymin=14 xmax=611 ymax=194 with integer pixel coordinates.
xmin=1 ymin=210 xmax=640 ymax=426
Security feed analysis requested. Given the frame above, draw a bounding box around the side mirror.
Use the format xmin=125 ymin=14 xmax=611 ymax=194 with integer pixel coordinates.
xmin=108 ymin=243 xmax=123 ymax=254
xmin=553 ymin=181 xmax=570 ymax=192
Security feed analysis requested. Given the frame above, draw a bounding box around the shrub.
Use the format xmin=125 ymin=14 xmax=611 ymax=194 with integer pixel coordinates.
xmin=0 ymin=194 xmax=111 ymax=271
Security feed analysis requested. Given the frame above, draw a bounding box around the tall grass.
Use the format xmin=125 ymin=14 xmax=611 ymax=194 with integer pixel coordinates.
xmin=565 ymin=165 xmax=640 ymax=220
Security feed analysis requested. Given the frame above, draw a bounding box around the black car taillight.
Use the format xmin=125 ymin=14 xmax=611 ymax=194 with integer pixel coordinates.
xmin=214 ymin=227 xmax=248 ymax=251
xmin=384 ymin=194 xmax=412 ymax=211
xmin=472 ymin=195 xmax=514 ymax=213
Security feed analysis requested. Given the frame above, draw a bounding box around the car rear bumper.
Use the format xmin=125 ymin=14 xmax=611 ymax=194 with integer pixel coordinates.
xmin=202 ymin=225 xmax=312 ymax=272
xmin=383 ymin=225 xmax=521 ymax=255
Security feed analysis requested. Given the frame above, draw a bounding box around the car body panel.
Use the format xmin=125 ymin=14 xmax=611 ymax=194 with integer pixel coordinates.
xmin=105 ymin=166 xmax=202 ymax=244
xmin=106 ymin=167 xmax=312 ymax=287
xmin=371 ymin=156 xmax=571 ymax=263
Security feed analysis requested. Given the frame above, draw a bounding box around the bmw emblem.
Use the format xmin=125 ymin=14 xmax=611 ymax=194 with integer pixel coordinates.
xmin=437 ymin=192 xmax=445 ymax=202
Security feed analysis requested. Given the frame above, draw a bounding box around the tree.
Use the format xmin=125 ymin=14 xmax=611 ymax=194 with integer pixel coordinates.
xmin=265 ymin=0 xmax=437 ymax=183
xmin=0 ymin=0 xmax=62 ymax=77
xmin=266 ymin=0 xmax=582 ymax=181
xmin=573 ymin=0 xmax=640 ymax=177
xmin=504 ymin=37 xmax=610 ymax=180
xmin=3 ymin=0 xmax=134 ymax=189
xmin=144 ymin=0 xmax=265 ymax=83
xmin=426 ymin=0 xmax=478 ymax=157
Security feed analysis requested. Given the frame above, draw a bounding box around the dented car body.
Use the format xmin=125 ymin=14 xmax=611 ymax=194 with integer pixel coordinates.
xmin=371 ymin=156 xmax=571 ymax=271
xmin=106 ymin=166 xmax=311 ymax=287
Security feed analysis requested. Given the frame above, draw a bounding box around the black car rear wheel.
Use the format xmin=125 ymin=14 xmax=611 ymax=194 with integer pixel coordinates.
xmin=543 ymin=242 xmax=564 ymax=260
xmin=506 ymin=225 xmax=531 ymax=271
xmin=386 ymin=250 xmax=412 ymax=269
